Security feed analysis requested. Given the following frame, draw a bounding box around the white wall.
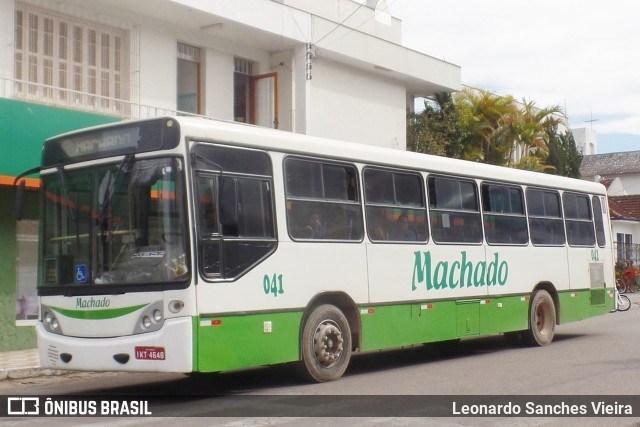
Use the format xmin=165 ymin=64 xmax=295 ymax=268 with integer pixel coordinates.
xmin=204 ymin=50 xmax=234 ymax=121
xmin=309 ymin=58 xmax=407 ymax=149
xmin=138 ymin=28 xmax=177 ymax=111
xmin=572 ymin=127 xmax=598 ymax=155
xmin=612 ymin=220 xmax=640 ymax=263
xmin=0 ymin=0 xmax=13 ymax=80
xmin=608 ymin=174 xmax=640 ymax=196
xmin=1 ymin=0 xmax=434 ymax=147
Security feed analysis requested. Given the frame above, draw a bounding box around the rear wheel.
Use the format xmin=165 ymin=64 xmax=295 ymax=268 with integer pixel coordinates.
xmin=300 ymin=304 xmax=352 ymax=382
xmin=523 ymin=290 xmax=556 ymax=346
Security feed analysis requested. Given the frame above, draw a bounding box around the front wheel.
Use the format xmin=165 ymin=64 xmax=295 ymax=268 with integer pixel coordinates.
xmin=617 ymin=294 xmax=631 ymax=312
xmin=523 ymin=290 xmax=556 ymax=346
xmin=300 ymin=304 xmax=352 ymax=382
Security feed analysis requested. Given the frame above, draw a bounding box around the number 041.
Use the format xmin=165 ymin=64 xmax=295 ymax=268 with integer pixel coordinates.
xmin=263 ymin=274 xmax=284 ymax=297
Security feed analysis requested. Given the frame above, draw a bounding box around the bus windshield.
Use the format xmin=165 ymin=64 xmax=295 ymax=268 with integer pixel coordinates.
xmin=40 ymin=157 xmax=189 ymax=290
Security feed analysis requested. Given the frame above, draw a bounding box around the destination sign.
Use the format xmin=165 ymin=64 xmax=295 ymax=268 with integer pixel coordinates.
xmin=60 ymin=127 xmax=140 ymax=158
xmin=42 ymin=118 xmax=181 ymax=168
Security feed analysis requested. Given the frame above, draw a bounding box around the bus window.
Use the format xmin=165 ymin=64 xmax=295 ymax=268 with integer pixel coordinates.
xmin=592 ymin=196 xmax=606 ymax=247
xmin=192 ymin=144 xmax=276 ymax=279
xmin=526 ymin=188 xmax=565 ymax=246
xmin=428 ymin=176 xmax=482 ymax=244
xmin=563 ymin=193 xmax=596 ymax=247
xmin=285 ymin=158 xmax=363 ymax=241
xmin=481 ymin=183 xmax=528 ymax=245
xmin=364 ymin=168 xmax=428 ymax=242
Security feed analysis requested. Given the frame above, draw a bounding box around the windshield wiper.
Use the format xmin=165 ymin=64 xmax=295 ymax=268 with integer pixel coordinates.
xmin=98 ymin=154 xmax=135 ymax=274
xmin=57 ymin=166 xmax=75 ymax=222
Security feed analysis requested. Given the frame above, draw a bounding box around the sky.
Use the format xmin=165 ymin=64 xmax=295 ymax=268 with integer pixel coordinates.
xmin=387 ymin=0 xmax=640 ymax=154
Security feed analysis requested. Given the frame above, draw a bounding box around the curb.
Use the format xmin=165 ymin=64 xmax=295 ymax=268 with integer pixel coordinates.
xmin=0 ymin=367 xmax=71 ymax=381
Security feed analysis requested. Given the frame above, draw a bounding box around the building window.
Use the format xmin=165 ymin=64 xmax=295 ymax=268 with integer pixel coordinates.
xmin=617 ymin=233 xmax=633 ymax=262
xmin=234 ymin=57 xmax=254 ymax=123
xmin=14 ymin=4 xmax=129 ymax=114
xmin=16 ymin=220 xmax=38 ymax=323
xmin=177 ymin=42 xmax=201 ymax=114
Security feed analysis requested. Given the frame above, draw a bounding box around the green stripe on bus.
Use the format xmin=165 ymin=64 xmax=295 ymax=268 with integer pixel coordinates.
xmin=196 ymin=311 xmax=302 ymax=372
xmin=49 ymin=304 xmax=148 ymax=320
xmin=359 ymin=290 xmax=613 ymax=351
xmin=192 ymin=290 xmax=614 ymax=372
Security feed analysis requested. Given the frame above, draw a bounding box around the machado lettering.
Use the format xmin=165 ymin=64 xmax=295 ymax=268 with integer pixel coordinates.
xmin=412 ymin=251 xmax=508 ymax=291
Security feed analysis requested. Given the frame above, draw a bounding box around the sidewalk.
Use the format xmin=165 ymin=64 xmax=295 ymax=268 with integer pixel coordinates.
xmin=0 ymin=348 xmax=67 ymax=381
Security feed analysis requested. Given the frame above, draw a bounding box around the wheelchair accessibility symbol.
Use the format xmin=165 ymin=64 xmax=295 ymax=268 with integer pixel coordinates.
xmin=75 ymin=264 xmax=88 ymax=284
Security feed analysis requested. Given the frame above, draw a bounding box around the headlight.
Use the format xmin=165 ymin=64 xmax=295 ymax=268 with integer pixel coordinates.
xmin=142 ymin=316 xmax=152 ymax=329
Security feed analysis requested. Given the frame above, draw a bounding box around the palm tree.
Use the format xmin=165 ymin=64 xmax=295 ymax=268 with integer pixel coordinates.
xmin=406 ymin=89 xmax=572 ymax=173
xmin=454 ymin=89 xmax=518 ymax=166
xmin=511 ymin=99 xmax=564 ymax=171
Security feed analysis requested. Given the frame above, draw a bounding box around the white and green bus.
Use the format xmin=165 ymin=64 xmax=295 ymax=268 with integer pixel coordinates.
xmin=27 ymin=116 xmax=614 ymax=382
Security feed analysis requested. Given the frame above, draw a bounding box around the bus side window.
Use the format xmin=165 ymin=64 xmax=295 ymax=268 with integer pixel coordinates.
xmin=481 ymin=183 xmax=528 ymax=245
xmin=563 ymin=193 xmax=595 ymax=247
xmin=428 ymin=176 xmax=482 ymax=244
xmin=592 ymin=196 xmax=606 ymax=247
xmin=363 ymin=168 xmax=428 ymax=243
xmin=526 ymin=188 xmax=565 ymax=246
xmin=192 ymin=144 xmax=276 ymax=279
xmin=284 ymin=158 xmax=363 ymax=241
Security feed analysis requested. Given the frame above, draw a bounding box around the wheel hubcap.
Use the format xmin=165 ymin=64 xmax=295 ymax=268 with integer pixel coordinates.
xmin=534 ymin=300 xmax=553 ymax=336
xmin=313 ymin=320 xmax=344 ymax=368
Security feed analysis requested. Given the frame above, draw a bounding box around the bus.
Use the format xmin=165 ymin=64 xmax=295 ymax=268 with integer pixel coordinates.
xmin=20 ymin=116 xmax=614 ymax=382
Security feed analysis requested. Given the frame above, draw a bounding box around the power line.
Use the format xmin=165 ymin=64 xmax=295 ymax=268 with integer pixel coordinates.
xmin=314 ymin=0 xmax=369 ymax=45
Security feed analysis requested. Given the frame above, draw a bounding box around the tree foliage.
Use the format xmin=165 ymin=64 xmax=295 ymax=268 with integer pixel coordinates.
xmin=546 ymin=128 xmax=583 ymax=178
xmin=454 ymin=89 xmax=518 ymax=165
xmin=406 ymin=89 xmax=581 ymax=175
xmin=407 ymin=92 xmax=462 ymax=158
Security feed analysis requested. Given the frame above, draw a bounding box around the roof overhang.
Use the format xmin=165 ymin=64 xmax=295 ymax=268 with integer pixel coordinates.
xmin=89 ymin=0 xmax=461 ymax=96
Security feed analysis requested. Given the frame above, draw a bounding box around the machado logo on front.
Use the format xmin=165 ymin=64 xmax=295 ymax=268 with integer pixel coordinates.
xmin=75 ymin=297 xmax=111 ymax=309
xmin=412 ymin=250 xmax=509 ymax=291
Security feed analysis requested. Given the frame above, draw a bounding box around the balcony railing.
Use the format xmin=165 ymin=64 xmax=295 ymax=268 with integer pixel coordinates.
xmin=0 ymin=77 xmax=204 ymax=120
xmin=614 ymin=243 xmax=640 ymax=265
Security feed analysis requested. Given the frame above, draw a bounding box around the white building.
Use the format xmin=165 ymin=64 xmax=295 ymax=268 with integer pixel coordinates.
xmin=0 ymin=0 xmax=462 ymax=351
xmin=572 ymin=127 xmax=598 ymax=155
xmin=1 ymin=0 xmax=461 ymax=149
xmin=581 ymin=151 xmax=640 ymax=264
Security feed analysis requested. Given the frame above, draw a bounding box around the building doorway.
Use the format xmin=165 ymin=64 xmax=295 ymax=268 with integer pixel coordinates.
xmin=234 ymin=57 xmax=278 ymax=128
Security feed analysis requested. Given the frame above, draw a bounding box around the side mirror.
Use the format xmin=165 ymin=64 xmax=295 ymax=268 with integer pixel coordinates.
xmin=13 ymin=166 xmax=41 ymax=221
xmin=15 ymin=179 xmax=26 ymax=221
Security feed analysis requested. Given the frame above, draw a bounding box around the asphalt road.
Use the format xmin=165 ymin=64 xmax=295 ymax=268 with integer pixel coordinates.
xmin=2 ymin=293 xmax=640 ymax=425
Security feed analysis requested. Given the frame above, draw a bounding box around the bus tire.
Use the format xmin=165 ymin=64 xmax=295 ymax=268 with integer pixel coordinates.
xmin=523 ymin=290 xmax=556 ymax=346
xmin=300 ymin=304 xmax=352 ymax=382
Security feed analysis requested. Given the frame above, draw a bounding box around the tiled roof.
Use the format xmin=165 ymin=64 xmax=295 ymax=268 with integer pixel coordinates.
xmin=580 ymin=151 xmax=640 ymax=178
xmin=609 ymin=195 xmax=640 ymax=221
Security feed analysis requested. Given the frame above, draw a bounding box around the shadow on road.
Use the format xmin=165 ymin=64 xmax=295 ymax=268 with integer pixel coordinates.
xmin=66 ymin=331 xmax=586 ymax=398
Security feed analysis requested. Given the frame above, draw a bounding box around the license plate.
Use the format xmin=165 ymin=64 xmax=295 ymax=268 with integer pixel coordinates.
xmin=134 ymin=346 xmax=166 ymax=360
